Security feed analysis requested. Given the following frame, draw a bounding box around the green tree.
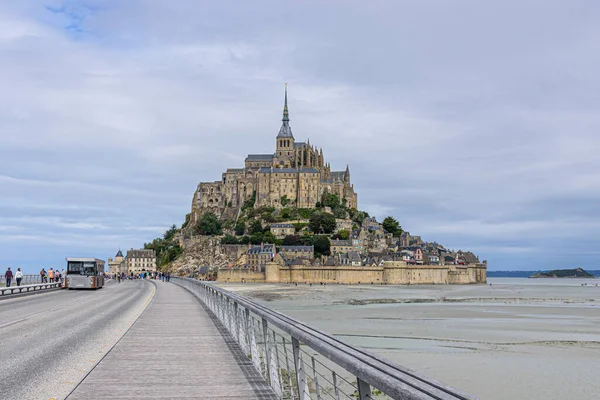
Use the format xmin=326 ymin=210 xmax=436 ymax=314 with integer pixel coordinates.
xmin=299 ymin=234 xmax=314 ymax=246
xmin=334 ymin=229 xmax=350 ymax=240
xmin=382 ymin=216 xmax=403 ymax=237
xmin=163 ymin=224 xmax=179 ymax=241
xmin=221 ymin=235 xmax=239 ymax=244
xmin=262 ymin=231 xmax=276 ymax=243
xmin=309 ymin=212 xmax=337 ymax=234
xmin=250 ymin=232 xmax=263 ymax=244
xmin=240 ymin=236 xmax=250 ymax=244
xmin=235 ymin=221 xmax=246 ymax=236
xmin=333 ymin=207 xmax=347 ymax=219
xmin=249 ymin=219 xmax=263 ymax=235
xmin=313 ymin=235 xmax=331 ymax=256
xmin=193 ymin=212 xmax=222 ymax=235
xmin=283 ymin=234 xmax=300 ymax=245
xmin=280 ymin=195 xmax=290 ymax=206
xmin=321 ymin=192 xmax=341 ymax=208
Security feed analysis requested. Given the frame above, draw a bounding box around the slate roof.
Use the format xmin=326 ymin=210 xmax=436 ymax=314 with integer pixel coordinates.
xmin=330 ymin=171 xmax=346 ymax=181
xmin=126 ymin=249 xmax=155 ymax=259
xmin=248 ymin=244 xmax=275 ymax=255
xmin=246 ymin=154 xmax=274 ymax=161
xmin=115 ymin=249 xmax=123 ymax=258
xmin=226 ymin=168 xmax=245 ymax=173
xmin=280 ymin=245 xmax=314 ymax=252
xmin=259 ymin=167 xmax=299 ymax=174
xmin=331 ymin=240 xmax=352 ymax=246
xmin=294 ymin=142 xmax=306 ymax=148
xmin=299 ymin=168 xmax=319 ymax=173
xmin=270 ymin=223 xmax=294 ymax=228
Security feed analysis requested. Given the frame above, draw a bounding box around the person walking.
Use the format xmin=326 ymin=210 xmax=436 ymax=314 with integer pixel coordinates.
xmin=40 ymin=268 xmax=45 ymax=283
xmin=48 ymin=268 xmax=55 ymax=283
xmin=4 ymin=267 xmax=13 ymax=287
xmin=15 ymin=268 xmax=23 ymax=286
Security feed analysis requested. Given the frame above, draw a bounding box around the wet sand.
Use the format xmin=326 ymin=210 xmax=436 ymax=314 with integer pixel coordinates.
xmin=217 ymin=278 xmax=600 ymax=400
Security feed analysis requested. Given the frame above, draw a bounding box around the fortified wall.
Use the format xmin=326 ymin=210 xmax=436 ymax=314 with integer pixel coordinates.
xmin=217 ymin=261 xmax=487 ymax=285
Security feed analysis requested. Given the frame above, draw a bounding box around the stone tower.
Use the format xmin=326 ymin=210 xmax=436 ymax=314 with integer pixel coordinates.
xmin=275 ymin=84 xmax=295 ymax=168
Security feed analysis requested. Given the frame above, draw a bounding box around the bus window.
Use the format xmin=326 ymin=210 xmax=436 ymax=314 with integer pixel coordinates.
xmin=83 ymin=262 xmax=96 ymax=276
xmin=67 ymin=261 xmax=83 ymax=274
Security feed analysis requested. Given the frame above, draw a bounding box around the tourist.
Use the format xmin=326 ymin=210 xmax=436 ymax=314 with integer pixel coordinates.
xmin=40 ymin=268 xmax=45 ymax=283
xmin=4 ymin=267 xmax=13 ymax=287
xmin=48 ymin=268 xmax=55 ymax=283
xmin=15 ymin=268 xmax=23 ymax=286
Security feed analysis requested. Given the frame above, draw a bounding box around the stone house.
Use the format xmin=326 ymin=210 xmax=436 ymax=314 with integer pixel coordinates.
xmin=423 ymin=252 xmax=440 ymax=265
xmin=247 ymin=244 xmax=275 ymax=272
xmin=126 ymin=249 xmax=157 ymax=274
xmin=279 ymin=245 xmax=314 ymax=261
xmin=330 ymin=239 xmax=353 ymax=254
xmin=270 ymin=223 xmax=295 ymax=238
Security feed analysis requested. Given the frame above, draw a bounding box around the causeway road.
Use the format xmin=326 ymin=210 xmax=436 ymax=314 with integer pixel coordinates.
xmin=0 ymin=279 xmax=155 ymax=400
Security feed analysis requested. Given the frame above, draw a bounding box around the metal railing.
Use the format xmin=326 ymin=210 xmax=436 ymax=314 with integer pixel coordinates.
xmin=173 ymin=277 xmax=476 ymax=400
xmin=0 ymin=274 xmax=61 ymax=286
xmin=0 ymin=282 xmax=62 ymax=296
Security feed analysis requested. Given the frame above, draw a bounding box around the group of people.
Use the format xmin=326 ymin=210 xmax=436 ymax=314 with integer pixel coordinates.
xmin=39 ymin=268 xmax=63 ymax=283
xmin=3 ymin=267 xmax=23 ymax=287
xmin=112 ymin=271 xmax=172 ymax=283
xmin=3 ymin=267 xmax=64 ymax=287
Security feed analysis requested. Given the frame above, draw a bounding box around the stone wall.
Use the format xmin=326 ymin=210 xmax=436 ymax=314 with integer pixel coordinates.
xmin=219 ymin=260 xmax=487 ymax=285
xmin=218 ymin=268 xmax=269 ymax=283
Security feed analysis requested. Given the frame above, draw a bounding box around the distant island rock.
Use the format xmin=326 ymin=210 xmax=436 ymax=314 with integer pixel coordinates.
xmin=529 ymin=268 xmax=594 ymax=278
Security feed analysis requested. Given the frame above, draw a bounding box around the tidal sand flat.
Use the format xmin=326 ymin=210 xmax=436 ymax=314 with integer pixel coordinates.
xmin=218 ymin=278 xmax=600 ymax=400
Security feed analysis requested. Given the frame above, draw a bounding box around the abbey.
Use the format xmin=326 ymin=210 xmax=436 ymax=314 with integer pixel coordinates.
xmin=191 ymin=87 xmax=358 ymax=222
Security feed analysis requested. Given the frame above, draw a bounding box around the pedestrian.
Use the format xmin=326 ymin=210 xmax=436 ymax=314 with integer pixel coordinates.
xmin=15 ymin=268 xmax=23 ymax=286
xmin=40 ymin=268 xmax=45 ymax=283
xmin=4 ymin=267 xmax=13 ymax=287
xmin=48 ymin=268 xmax=55 ymax=283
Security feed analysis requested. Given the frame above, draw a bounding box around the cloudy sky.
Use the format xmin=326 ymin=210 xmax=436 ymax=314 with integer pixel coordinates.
xmin=1 ymin=1 xmax=599 ymax=273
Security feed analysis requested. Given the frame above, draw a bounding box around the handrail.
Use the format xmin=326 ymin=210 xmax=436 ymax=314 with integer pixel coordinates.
xmin=173 ymin=277 xmax=477 ymax=400
xmin=0 ymin=282 xmax=62 ymax=296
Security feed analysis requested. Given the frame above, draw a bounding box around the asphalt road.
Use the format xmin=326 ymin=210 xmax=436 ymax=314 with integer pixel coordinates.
xmin=0 ymin=279 xmax=155 ymax=400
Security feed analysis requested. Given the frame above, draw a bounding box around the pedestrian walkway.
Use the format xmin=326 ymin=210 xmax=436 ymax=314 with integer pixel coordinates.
xmin=68 ymin=281 xmax=278 ymax=399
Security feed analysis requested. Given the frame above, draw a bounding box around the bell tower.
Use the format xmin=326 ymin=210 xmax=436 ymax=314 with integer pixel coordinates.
xmin=275 ymin=84 xmax=295 ymax=167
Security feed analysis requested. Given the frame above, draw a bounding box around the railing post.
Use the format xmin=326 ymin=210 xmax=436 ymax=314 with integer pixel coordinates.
xmin=262 ymin=318 xmax=272 ymax=383
xmin=332 ymin=371 xmax=340 ymax=400
xmin=244 ymin=308 xmax=251 ymax=356
xmin=283 ymin=337 xmax=296 ymax=400
xmin=233 ymin=302 xmax=240 ymax=344
xmin=357 ymin=377 xmax=371 ymax=400
xmin=312 ymin=356 xmax=322 ymax=400
xmin=272 ymin=330 xmax=284 ymax=398
xmin=292 ymin=337 xmax=309 ymax=400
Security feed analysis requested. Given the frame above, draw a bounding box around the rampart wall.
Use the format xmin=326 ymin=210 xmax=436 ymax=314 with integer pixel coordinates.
xmin=217 ymin=261 xmax=487 ymax=284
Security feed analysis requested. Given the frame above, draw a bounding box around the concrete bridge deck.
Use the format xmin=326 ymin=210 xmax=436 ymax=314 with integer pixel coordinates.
xmin=68 ymin=281 xmax=278 ymax=399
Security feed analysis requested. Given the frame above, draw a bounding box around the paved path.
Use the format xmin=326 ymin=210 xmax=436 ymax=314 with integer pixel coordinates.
xmin=0 ymin=279 xmax=155 ymax=400
xmin=68 ymin=281 xmax=278 ymax=399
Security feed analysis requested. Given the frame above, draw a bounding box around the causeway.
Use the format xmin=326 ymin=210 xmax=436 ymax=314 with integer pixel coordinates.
xmin=68 ymin=281 xmax=278 ymax=399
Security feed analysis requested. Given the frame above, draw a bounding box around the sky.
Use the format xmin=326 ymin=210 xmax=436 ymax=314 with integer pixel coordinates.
xmin=1 ymin=1 xmax=599 ymax=273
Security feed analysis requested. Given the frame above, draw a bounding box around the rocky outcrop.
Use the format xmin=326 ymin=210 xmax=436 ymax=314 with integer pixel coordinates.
xmin=167 ymin=235 xmax=246 ymax=277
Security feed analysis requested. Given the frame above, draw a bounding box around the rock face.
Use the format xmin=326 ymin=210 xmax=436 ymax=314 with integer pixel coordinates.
xmin=167 ymin=236 xmax=246 ymax=277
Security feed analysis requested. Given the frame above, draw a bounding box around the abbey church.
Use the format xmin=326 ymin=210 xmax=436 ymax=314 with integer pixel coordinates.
xmin=191 ymin=87 xmax=358 ymax=223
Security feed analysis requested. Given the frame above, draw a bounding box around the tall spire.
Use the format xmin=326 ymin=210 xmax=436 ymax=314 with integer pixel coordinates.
xmin=277 ymin=83 xmax=294 ymax=138
xmin=282 ymin=83 xmax=289 ymax=122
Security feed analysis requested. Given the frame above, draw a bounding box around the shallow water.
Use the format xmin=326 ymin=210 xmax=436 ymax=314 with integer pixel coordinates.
xmin=219 ymin=278 xmax=600 ymax=400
